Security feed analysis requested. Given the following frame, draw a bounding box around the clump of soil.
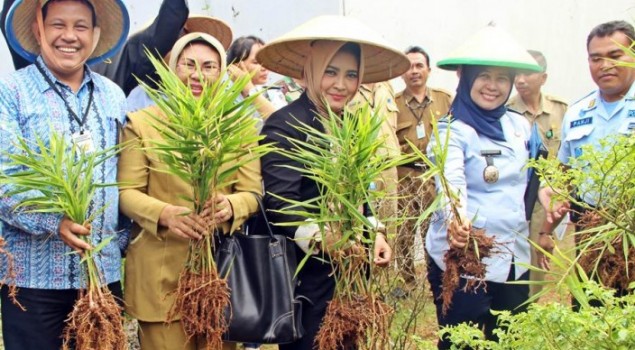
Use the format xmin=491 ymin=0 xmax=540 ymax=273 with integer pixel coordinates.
xmin=167 ymin=267 xmax=230 ymax=350
xmin=316 ymin=294 xmax=392 ymax=350
xmin=577 ymin=211 xmax=635 ymax=291
xmin=441 ymin=228 xmax=496 ymax=315
xmin=62 ymin=288 xmax=127 ymax=350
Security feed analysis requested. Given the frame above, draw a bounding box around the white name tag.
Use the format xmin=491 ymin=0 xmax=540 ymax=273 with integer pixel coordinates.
xmin=72 ymin=131 xmax=95 ymax=154
xmin=416 ymin=123 xmax=426 ymax=139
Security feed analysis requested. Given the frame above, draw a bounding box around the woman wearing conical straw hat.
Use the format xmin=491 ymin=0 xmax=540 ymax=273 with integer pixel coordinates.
xmin=424 ymin=25 xmax=542 ymax=349
xmin=257 ymin=15 xmax=409 ymax=350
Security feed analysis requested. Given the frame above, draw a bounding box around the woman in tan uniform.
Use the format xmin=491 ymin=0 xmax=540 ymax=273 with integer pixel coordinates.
xmin=118 ymin=32 xmax=261 ymax=350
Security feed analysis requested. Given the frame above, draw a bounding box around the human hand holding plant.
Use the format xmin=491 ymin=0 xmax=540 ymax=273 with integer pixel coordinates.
xmin=206 ymin=193 xmax=234 ymax=225
xmin=59 ymin=217 xmax=92 ymax=252
xmin=158 ymin=205 xmax=206 ymax=240
xmin=538 ymin=186 xmax=570 ymax=224
xmin=447 ymin=215 xmax=471 ymax=249
xmin=536 ymin=233 xmax=554 ymax=271
xmin=319 ymin=226 xmax=365 ymax=260
xmin=373 ymin=233 xmax=391 ymax=266
xmin=0 ymin=131 xmax=127 ymax=349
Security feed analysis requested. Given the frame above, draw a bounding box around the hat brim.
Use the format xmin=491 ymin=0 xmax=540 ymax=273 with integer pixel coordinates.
xmin=256 ymin=15 xmax=409 ymax=84
xmin=183 ymin=15 xmax=233 ymax=50
xmin=437 ymin=25 xmax=542 ymax=72
xmin=437 ymin=58 xmax=544 ymax=71
xmin=5 ymin=0 xmax=130 ymax=66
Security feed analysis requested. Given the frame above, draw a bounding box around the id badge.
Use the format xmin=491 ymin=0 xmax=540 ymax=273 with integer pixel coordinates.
xmin=72 ymin=131 xmax=95 ymax=154
xmin=416 ymin=123 xmax=426 ymax=139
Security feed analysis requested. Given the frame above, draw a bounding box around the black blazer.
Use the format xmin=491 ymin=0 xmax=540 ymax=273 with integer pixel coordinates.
xmin=260 ymin=92 xmax=334 ymax=300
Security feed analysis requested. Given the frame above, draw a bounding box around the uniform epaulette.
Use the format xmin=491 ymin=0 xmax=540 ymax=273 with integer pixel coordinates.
xmin=545 ymin=94 xmax=569 ymax=106
xmin=570 ymin=90 xmax=596 ymax=107
xmin=429 ymin=86 xmax=453 ymax=97
xmin=395 ymin=90 xmax=405 ymax=99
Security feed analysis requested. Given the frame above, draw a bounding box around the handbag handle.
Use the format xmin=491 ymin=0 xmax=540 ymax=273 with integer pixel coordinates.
xmin=246 ymin=191 xmax=276 ymax=239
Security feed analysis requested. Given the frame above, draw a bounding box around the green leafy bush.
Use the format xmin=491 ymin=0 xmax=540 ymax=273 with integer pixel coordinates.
xmin=441 ymin=281 xmax=635 ymax=350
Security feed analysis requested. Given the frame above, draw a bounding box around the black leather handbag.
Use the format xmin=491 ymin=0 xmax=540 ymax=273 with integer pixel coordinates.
xmin=216 ymin=194 xmax=304 ymax=344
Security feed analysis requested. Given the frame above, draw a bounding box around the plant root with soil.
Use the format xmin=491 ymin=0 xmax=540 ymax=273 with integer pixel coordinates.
xmin=577 ymin=212 xmax=635 ymax=291
xmin=62 ymin=288 xmax=127 ymax=350
xmin=167 ymin=253 xmax=231 ymax=350
xmin=316 ymin=294 xmax=392 ymax=350
xmin=0 ymin=237 xmax=23 ymax=309
xmin=441 ymin=228 xmax=496 ymax=315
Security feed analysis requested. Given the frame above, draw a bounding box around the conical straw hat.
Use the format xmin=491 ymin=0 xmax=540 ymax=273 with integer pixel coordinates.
xmin=437 ymin=25 xmax=542 ymax=72
xmin=256 ymin=15 xmax=409 ymax=84
xmin=5 ymin=0 xmax=130 ymax=65
xmin=181 ymin=15 xmax=233 ymax=50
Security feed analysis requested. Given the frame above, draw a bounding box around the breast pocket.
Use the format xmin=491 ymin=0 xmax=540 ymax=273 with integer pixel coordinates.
xmin=544 ymin=126 xmax=562 ymax=156
xmin=564 ymin=125 xmax=594 ymax=159
xmin=618 ymin=120 xmax=635 ymax=135
xmin=396 ymin=120 xmax=416 ymax=152
xmin=467 ymin=211 xmax=487 ymax=230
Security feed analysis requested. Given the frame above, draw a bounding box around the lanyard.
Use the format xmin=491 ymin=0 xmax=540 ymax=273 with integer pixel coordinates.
xmin=358 ymin=89 xmax=375 ymax=109
xmin=35 ymin=61 xmax=94 ymax=134
xmin=407 ymin=98 xmax=430 ymax=125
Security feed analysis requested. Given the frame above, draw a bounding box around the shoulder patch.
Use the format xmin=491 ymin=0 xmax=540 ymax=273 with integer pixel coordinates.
xmin=429 ymin=86 xmax=453 ymax=97
xmin=570 ymin=90 xmax=596 ymax=107
xmin=545 ymin=94 xmax=568 ymax=106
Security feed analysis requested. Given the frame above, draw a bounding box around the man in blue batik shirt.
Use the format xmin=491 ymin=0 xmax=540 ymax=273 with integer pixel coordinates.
xmin=0 ymin=0 xmax=129 ymax=348
xmin=538 ymin=21 xmax=635 ymax=266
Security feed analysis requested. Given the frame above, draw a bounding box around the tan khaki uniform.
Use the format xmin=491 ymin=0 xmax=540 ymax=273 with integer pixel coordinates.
xmin=394 ymin=87 xmax=452 ymax=285
xmin=507 ymin=94 xmax=567 ymax=157
xmin=119 ymin=106 xmax=260 ymax=349
xmin=507 ymin=93 xmax=568 ymax=296
xmin=349 ymin=82 xmax=400 ymax=237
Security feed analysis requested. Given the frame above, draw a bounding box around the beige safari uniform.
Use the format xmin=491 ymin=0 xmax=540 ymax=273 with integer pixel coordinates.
xmin=349 ymin=82 xmax=400 ymax=237
xmin=507 ymin=94 xmax=568 ymax=157
xmin=394 ymin=87 xmax=452 ymax=285
xmin=507 ymin=93 xmax=568 ymax=295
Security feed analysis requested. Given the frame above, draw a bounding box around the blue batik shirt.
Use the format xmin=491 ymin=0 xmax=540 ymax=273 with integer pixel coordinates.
xmin=0 ymin=56 xmax=128 ymax=289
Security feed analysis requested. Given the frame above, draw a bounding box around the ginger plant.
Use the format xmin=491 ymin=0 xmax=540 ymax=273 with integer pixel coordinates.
xmin=272 ymin=103 xmax=416 ymax=349
xmin=139 ymin=52 xmax=272 ymax=348
xmin=0 ymin=131 xmax=126 ymax=350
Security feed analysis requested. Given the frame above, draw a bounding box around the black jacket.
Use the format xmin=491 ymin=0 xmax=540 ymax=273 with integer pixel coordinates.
xmin=260 ymin=92 xmax=334 ymax=301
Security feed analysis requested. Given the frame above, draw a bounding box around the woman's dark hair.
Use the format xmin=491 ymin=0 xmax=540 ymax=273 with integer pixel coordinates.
xmin=338 ymin=42 xmax=361 ymax=62
xmin=42 ymin=0 xmax=97 ymax=27
xmin=226 ymin=35 xmax=265 ymax=64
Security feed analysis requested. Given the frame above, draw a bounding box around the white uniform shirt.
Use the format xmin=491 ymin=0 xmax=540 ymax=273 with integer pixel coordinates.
xmin=558 ymin=83 xmax=635 ymax=205
xmin=426 ymin=111 xmax=531 ymax=283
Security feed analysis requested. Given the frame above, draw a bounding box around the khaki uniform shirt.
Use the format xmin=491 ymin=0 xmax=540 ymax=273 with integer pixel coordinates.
xmin=349 ymin=82 xmax=400 ymax=235
xmin=395 ymin=87 xmax=452 ymax=179
xmin=119 ymin=106 xmax=262 ymax=322
xmin=507 ymin=94 xmax=568 ymax=157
